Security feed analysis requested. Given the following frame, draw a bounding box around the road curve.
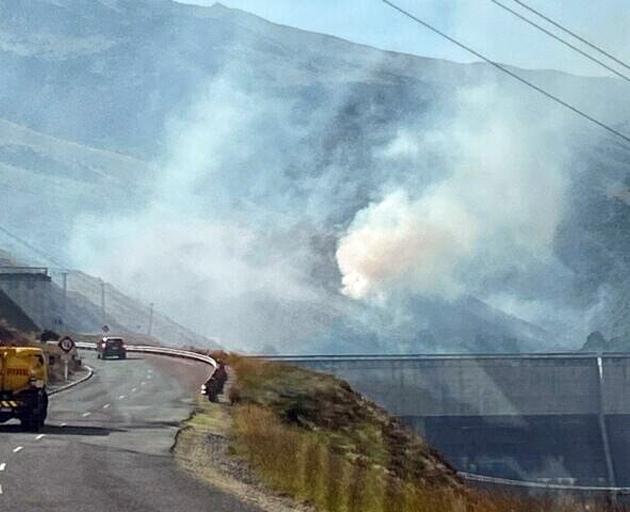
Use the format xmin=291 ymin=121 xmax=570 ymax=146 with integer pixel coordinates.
xmin=0 ymin=351 xmax=261 ymax=512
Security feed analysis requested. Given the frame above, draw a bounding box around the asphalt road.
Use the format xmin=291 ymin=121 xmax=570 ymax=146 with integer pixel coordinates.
xmin=0 ymin=351 xmax=262 ymax=512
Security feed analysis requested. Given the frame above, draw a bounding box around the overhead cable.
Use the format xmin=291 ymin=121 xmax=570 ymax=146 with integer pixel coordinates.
xmin=0 ymin=224 xmax=68 ymax=270
xmin=380 ymin=0 xmax=630 ymax=146
xmin=491 ymin=0 xmax=630 ymax=84
xmin=509 ymin=0 xmax=630 ymax=73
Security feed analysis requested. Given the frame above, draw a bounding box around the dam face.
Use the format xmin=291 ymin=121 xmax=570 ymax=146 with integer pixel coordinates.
xmin=279 ymin=354 xmax=630 ymax=487
xmin=0 ymin=267 xmax=54 ymax=330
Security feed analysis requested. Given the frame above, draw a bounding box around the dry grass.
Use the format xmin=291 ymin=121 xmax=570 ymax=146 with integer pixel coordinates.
xmin=231 ymin=404 xmax=467 ymax=512
xmin=184 ymin=354 xmax=627 ymax=512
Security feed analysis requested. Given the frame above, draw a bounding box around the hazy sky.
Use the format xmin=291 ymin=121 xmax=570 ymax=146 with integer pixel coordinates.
xmin=182 ymin=0 xmax=630 ymax=78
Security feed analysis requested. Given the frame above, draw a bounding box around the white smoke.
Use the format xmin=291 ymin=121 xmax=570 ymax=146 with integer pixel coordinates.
xmin=337 ymin=189 xmax=477 ymax=300
xmin=68 ymin=69 xmax=384 ymax=349
xmin=336 ymin=84 xmax=569 ymax=303
xmin=69 ymin=62 xmax=578 ymax=351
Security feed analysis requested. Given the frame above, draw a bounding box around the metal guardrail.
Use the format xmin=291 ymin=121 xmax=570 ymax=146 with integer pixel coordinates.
xmin=75 ymin=341 xmax=217 ymax=371
xmin=458 ymin=471 xmax=630 ymax=494
xmin=258 ymin=351 xmax=630 ymax=362
xmin=49 ymin=365 xmax=95 ymax=397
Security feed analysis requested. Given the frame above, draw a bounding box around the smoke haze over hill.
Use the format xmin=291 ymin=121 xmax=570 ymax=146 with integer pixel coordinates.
xmin=2 ymin=1 xmax=630 ymax=352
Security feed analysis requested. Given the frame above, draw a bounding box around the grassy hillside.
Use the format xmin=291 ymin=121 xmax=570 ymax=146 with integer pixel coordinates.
xmin=176 ymin=357 xmax=616 ymax=512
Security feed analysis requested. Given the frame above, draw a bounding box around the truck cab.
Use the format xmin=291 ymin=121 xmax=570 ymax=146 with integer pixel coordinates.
xmin=0 ymin=347 xmax=49 ymax=431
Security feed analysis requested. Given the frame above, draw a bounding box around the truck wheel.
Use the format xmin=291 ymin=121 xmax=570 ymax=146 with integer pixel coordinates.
xmin=21 ymin=390 xmax=47 ymax=432
xmin=42 ymin=391 xmax=49 ymax=423
xmin=21 ymin=415 xmax=40 ymax=432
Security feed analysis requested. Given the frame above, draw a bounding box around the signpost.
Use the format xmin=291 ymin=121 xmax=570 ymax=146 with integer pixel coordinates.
xmin=58 ymin=336 xmax=75 ymax=382
xmin=58 ymin=336 xmax=75 ymax=353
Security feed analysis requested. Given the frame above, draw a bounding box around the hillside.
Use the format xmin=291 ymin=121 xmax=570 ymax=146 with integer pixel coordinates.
xmin=65 ymin=270 xmax=219 ymax=347
xmin=0 ymin=246 xmax=218 ymax=348
xmin=0 ymin=117 xmax=154 ymax=260
xmin=1 ymin=0 xmax=629 ymax=352
xmin=177 ymin=356 xmax=612 ymax=511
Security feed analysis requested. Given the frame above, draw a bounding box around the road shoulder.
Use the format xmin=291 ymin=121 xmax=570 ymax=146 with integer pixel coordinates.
xmin=174 ymin=398 xmax=312 ymax=512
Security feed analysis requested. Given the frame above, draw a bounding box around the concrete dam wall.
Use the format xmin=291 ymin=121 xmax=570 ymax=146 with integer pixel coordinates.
xmin=285 ymin=355 xmax=609 ymax=416
xmin=0 ymin=268 xmax=54 ymax=330
xmin=275 ymin=354 xmax=630 ymax=487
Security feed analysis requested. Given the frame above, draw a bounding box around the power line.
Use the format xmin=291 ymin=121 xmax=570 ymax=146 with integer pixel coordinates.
xmin=509 ymin=0 xmax=630 ymax=74
xmin=381 ymin=0 xmax=630 ymax=146
xmin=0 ymin=224 xmax=68 ymax=270
xmin=491 ymin=0 xmax=630 ymax=84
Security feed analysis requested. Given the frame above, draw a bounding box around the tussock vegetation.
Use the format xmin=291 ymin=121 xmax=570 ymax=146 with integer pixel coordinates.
xmin=183 ymin=354 xmax=627 ymax=512
xmin=231 ymin=403 xmax=465 ymax=512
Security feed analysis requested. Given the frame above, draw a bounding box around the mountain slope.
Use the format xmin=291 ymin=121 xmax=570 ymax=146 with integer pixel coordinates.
xmin=2 ymin=1 xmax=629 ymax=158
xmin=1 ymin=0 xmax=629 ymax=352
xmin=0 ymin=118 xmax=154 ymax=260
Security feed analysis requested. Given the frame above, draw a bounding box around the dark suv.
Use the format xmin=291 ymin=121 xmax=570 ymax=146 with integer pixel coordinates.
xmin=97 ymin=337 xmax=127 ymax=360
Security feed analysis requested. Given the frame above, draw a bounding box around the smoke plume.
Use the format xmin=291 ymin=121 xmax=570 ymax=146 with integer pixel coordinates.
xmin=337 ymin=84 xmax=569 ymax=307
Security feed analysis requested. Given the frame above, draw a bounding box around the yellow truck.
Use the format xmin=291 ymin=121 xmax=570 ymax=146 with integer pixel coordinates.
xmin=0 ymin=347 xmax=49 ymax=431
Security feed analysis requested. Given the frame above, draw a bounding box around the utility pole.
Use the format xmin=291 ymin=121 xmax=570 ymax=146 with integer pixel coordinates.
xmin=61 ymin=271 xmax=68 ymax=318
xmin=99 ymin=278 xmax=106 ymax=324
xmin=148 ymin=302 xmax=154 ymax=337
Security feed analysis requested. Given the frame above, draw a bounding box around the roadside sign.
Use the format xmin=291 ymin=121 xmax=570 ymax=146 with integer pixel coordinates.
xmin=58 ymin=336 xmax=75 ymax=353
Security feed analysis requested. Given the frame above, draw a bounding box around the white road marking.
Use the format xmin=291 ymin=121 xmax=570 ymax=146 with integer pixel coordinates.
xmin=0 ymin=484 xmax=3 ymax=495
xmin=82 ymin=412 xmax=91 ymax=418
xmin=35 ymin=434 xmax=45 ymax=441
xmin=0 ymin=463 xmax=6 ymax=471
xmin=103 ymin=403 xmax=111 ymax=409
xmin=140 ymin=381 xmax=146 ymax=386
xmin=118 ymin=395 xmax=126 ymax=400
xmin=12 ymin=447 xmax=22 ymax=454
xmin=60 ymin=422 xmax=67 ymax=427
xmin=131 ymin=387 xmax=137 ymax=392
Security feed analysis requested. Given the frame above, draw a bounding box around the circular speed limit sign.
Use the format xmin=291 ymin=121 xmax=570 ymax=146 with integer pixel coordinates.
xmin=58 ymin=336 xmax=75 ymax=353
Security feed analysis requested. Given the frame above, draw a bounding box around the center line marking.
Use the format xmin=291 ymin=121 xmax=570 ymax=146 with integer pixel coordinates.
xmin=103 ymin=403 xmax=111 ymax=409
xmin=12 ymin=446 xmax=23 ymax=453
xmin=118 ymin=395 xmax=126 ymax=400
xmin=0 ymin=463 xmax=6 ymax=471
xmin=131 ymin=387 xmax=137 ymax=392
xmin=82 ymin=412 xmax=91 ymax=417
xmin=35 ymin=434 xmax=45 ymax=441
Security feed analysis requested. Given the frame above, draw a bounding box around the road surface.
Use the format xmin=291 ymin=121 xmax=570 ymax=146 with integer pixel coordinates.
xmin=0 ymin=351 xmax=261 ymax=511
